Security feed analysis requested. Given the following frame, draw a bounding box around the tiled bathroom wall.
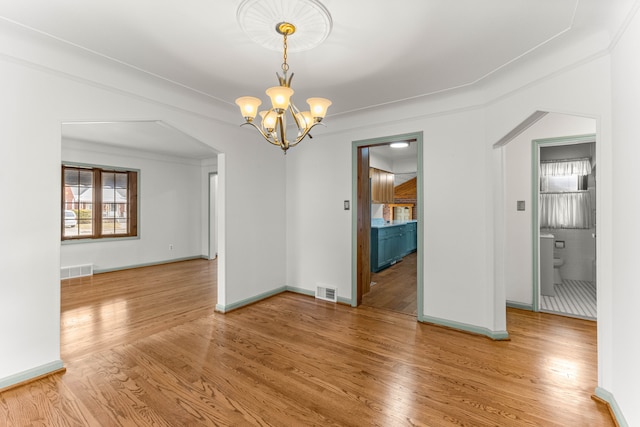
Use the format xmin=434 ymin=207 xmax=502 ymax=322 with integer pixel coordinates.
xmin=541 ymin=227 xmax=596 ymax=282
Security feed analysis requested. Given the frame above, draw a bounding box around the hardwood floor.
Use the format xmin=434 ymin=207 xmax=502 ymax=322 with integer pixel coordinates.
xmin=60 ymin=259 xmax=219 ymax=361
xmin=0 ymin=259 xmax=614 ymax=426
xmin=363 ymin=251 xmax=417 ymax=315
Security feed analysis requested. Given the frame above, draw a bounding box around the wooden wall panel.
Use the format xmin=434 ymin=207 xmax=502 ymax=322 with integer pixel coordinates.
xmin=394 ymin=177 xmax=417 ymax=199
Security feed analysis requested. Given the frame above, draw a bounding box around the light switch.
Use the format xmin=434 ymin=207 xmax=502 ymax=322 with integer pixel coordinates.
xmin=517 ymin=200 xmax=525 ymax=211
xmin=344 ymin=200 xmax=350 ymax=210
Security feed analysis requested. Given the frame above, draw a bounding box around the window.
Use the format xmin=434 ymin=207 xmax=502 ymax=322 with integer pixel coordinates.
xmin=62 ymin=165 xmax=138 ymax=240
xmin=540 ymin=174 xmax=588 ymax=193
xmin=539 ymin=158 xmax=592 ymax=229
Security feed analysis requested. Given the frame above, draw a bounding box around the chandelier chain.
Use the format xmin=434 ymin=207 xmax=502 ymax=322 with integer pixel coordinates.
xmin=282 ymin=33 xmax=289 ymax=73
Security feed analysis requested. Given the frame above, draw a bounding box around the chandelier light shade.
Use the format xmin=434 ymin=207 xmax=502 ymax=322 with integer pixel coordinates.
xmin=235 ymin=96 xmax=262 ymax=121
xmin=265 ymin=86 xmax=294 ymax=111
xmin=235 ymin=21 xmax=332 ymax=154
xmin=307 ymin=97 xmax=332 ymax=118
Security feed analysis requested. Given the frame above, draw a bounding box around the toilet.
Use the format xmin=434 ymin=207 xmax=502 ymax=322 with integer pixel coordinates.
xmin=553 ymin=258 xmax=564 ymax=285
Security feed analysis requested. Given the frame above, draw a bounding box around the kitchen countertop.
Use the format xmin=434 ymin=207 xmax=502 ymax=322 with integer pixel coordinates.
xmin=371 ymin=220 xmax=417 ymax=229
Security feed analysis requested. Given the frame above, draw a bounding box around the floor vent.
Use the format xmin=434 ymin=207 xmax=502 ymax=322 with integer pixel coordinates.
xmin=315 ymin=285 xmax=337 ymax=303
xmin=60 ymin=264 xmax=93 ymax=279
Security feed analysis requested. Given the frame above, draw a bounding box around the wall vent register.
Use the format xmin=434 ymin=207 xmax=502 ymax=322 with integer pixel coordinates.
xmin=315 ymin=285 xmax=337 ymax=302
xmin=60 ymin=264 xmax=93 ymax=279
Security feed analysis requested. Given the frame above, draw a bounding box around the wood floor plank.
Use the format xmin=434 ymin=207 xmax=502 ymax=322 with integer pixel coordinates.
xmin=364 ymin=252 xmax=417 ymax=315
xmin=0 ymin=259 xmax=614 ymax=426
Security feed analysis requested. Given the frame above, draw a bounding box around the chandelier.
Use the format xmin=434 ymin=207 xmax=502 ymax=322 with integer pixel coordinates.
xmin=235 ymin=22 xmax=332 ymax=154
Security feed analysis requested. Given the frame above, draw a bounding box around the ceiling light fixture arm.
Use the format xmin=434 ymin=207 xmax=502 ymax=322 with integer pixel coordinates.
xmin=240 ymin=107 xmax=325 ymax=154
xmin=234 ymin=20 xmax=331 ymax=154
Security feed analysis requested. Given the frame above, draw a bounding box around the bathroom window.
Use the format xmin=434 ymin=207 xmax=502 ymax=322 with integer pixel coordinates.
xmin=541 ymin=174 xmax=588 ymax=193
xmin=539 ymin=158 xmax=592 ymax=229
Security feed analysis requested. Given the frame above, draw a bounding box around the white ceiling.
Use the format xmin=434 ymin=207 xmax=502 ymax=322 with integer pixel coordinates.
xmin=1 ymin=0 xmax=631 ymax=157
xmin=62 ymin=121 xmax=219 ymax=159
xmin=370 ymin=142 xmax=418 ymax=184
xmin=370 ymin=142 xmax=418 ymax=162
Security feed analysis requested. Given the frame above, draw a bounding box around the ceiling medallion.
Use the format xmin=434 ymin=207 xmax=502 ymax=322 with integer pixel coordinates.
xmin=236 ymin=0 xmax=333 ymax=52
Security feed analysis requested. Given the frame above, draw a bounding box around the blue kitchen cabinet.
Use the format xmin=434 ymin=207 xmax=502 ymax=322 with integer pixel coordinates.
xmin=371 ymin=222 xmax=416 ymax=272
xmin=403 ymin=221 xmax=417 ymax=255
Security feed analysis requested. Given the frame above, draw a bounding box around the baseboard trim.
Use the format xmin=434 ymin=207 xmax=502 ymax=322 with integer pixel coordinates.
xmin=215 ymin=288 xmax=506 ymax=340
xmin=285 ymin=286 xmax=351 ymax=305
xmin=593 ymin=386 xmax=627 ymax=427
xmin=285 ymin=286 xmax=314 ymax=298
xmin=336 ymin=295 xmax=351 ymax=305
xmin=216 ymin=286 xmax=351 ymax=313
xmin=0 ymin=360 xmax=65 ymax=392
xmin=506 ymin=300 xmax=533 ymax=311
xmin=215 ymin=286 xmax=287 ymax=313
xmin=420 ymin=315 xmax=510 ymax=340
xmin=93 ymin=256 xmax=205 ymax=274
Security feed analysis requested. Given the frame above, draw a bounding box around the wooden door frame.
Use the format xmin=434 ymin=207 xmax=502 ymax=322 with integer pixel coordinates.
xmin=355 ymin=146 xmax=371 ymax=305
xmin=351 ymin=132 xmax=424 ymax=321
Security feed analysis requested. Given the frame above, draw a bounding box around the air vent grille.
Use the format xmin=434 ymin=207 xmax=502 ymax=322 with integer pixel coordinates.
xmin=60 ymin=264 xmax=93 ymax=279
xmin=315 ymin=285 xmax=337 ymax=303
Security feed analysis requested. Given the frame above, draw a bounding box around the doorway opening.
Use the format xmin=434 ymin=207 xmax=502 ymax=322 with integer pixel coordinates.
xmin=60 ymin=120 xmax=223 ymax=298
xmin=533 ymin=135 xmax=597 ymax=320
xmin=208 ymin=172 xmax=218 ymax=260
xmin=498 ymin=110 xmax=597 ymax=322
xmin=351 ymin=132 xmax=424 ymax=319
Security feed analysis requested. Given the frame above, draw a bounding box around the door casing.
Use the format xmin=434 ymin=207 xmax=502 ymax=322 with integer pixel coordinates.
xmin=351 ymin=131 xmax=424 ymax=321
xmin=531 ymin=133 xmax=596 ymax=311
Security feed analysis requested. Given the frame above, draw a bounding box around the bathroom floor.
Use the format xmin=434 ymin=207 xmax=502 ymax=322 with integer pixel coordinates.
xmin=541 ymin=279 xmax=596 ymax=320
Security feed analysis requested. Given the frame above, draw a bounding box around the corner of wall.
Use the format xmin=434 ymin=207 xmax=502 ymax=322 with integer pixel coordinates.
xmin=594 ymin=386 xmax=628 ymax=427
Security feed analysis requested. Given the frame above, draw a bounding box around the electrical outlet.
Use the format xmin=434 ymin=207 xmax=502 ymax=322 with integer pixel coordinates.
xmin=169 ymin=244 xmax=173 ymax=250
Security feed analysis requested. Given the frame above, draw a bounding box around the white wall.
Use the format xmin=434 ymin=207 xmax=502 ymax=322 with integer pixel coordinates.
xmin=371 ymin=204 xmax=384 ymax=219
xmin=487 ymin=54 xmax=617 ymax=416
xmin=2 ymin=6 xmax=639 ymax=424
xmin=610 ymin=3 xmax=640 ymax=425
xmin=393 ymin=156 xmax=418 ymax=174
xmin=286 ymin=105 xmax=497 ymax=329
xmin=285 ymin=19 xmax=629 ymax=423
xmin=61 ymin=139 xmax=214 ymax=271
xmin=284 ymin=135 xmax=353 ymax=298
xmin=369 ymin=148 xmax=418 ymax=174
xmin=0 ymin=21 xmax=287 ymax=387
xmin=285 ymin=56 xmax=609 ymax=336
xmin=205 ymin=171 xmax=218 ymax=260
xmin=369 ymin=151 xmax=393 ymax=171
xmin=504 ymin=113 xmax=596 ymax=305
xmin=200 ymin=158 xmax=218 ymax=259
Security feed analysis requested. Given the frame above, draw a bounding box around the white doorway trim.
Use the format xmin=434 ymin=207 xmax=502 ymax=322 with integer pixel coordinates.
xmin=208 ymin=172 xmax=218 ymax=260
xmin=350 ymin=131 xmax=424 ymax=320
xmin=531 ymin=133 xmax=596 ymax=312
